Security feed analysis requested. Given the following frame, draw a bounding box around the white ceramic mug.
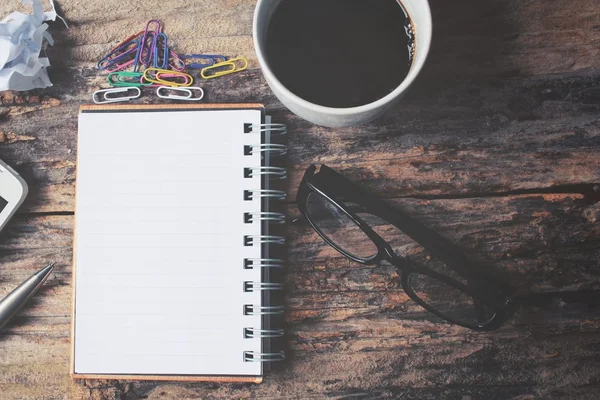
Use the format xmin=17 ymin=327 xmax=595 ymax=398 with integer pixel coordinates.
xmin=253 ymin=0 xmax=432 ymax=128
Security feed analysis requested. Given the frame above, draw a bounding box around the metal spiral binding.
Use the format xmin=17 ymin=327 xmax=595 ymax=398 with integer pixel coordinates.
xmin=244 ymin=212 xmax=286 ymax=224
xmin=245 ymin=144 xmax=288 ymax=156
xmin=243 ymin=351 xmax=286 ymax=362
xmin=244 ymin=258 xmax=284 ymax=269
xmin=244 ymin=189 xmax=286 ymax=201
xmin=244 ymin=282 xmax=283 ymax=292
xmin=243 ymin=305 xmax=285 ymax=315
xmin=244 ymin=166 xmax=287 ymax=179
xmin=242 ymin=121 xmax=287 ymax=365
xmin=245 ymin=123 xmax=288 ymax=136
xmin=244 ymin=235 xmax=286 ymax=246
xmin=244 ymin=328 xmax=285 ymax=338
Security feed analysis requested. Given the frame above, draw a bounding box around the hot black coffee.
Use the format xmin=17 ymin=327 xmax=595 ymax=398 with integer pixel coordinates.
xmin=265 ymin=0 xmax=414 ymax=108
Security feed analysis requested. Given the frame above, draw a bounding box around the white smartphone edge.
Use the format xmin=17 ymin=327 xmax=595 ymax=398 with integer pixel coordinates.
xmin=0 ymin=159 xmax=29 ymax=233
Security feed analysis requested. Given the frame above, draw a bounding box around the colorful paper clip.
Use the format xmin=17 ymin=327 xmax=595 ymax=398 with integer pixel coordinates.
xmin=135 ymin=20 xmax=162 ymax=72
xmin=92 ymin=87 xmax=141 ymax=104
xmin=138 ymin=31 xmax=158 ymax=68
xmin=97 ymin=39 xmax=140 ymax=71
xmin=153 ymin=32 xmax=169 ymax=69
xmin=107 ymin=72 xmax=150 ymax=87
xmin=156 ymin=86 xmax=204 ymax=101
xmin=105 ymin=57 xmax=137 ymax=73
xmin=180 ymin=54 xmax=227 ymax=69
xmin=202 ymin=54 xmax=228 ymax=63
xmin=97 ymin=30 xmax=144 ymax=72
xmin=142 ymin=68 xmax=193 ymax=87
xmin=168 ymin=50 xmax=186 ymax=72
xmin=200 ymin=57 xmax=248 ymax=79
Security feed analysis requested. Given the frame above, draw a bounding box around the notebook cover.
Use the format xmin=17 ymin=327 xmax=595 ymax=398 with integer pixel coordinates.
xmin=71 ymin=103 xmax=265 ymax=383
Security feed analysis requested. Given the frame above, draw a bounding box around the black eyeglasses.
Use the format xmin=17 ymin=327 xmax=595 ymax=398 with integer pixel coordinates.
xmin=297 ymin=165 xmax=520 ymax=331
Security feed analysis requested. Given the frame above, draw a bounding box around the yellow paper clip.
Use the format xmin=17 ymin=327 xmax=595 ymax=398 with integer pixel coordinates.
xmin=201 ymin=57 xmax=248 ymax=79
xmin=142 ymin=68 xmax=194 ymax=87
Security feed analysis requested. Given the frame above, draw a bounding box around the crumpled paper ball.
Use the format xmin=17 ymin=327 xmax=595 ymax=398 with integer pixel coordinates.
xmin=0 ymin=0 xmax=67 ymax=91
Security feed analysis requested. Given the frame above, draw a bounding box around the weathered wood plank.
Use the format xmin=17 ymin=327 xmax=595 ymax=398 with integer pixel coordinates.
xmin=2 ymin=323 xmax=599 ymax=400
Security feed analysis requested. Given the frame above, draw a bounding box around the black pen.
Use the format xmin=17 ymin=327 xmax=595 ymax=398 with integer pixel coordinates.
xmin=0 ymin=262 xmax=55 ymax=331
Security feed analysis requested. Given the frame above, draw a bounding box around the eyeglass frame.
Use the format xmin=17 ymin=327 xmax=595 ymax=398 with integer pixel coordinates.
xmin=296 ymin=164 xmax=519 ymax=331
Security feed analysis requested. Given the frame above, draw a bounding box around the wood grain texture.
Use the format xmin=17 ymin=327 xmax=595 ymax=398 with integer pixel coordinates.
xmin=0 ymin=0 xmax=599 ymax=399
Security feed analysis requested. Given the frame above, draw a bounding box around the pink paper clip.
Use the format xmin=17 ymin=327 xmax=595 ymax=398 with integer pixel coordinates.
xmin=106 ymin=58 xmax=136 ymax=73
xmin=169 ymin=50 xmax=186 ymax=72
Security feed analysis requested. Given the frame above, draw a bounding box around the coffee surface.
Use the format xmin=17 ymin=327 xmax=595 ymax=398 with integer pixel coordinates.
xmin=266 ymin=0 xmax=414 ymax=108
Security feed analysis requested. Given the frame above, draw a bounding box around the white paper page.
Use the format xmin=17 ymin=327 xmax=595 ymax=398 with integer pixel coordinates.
xmin=74 ymin=108 xmax=264 ymax=376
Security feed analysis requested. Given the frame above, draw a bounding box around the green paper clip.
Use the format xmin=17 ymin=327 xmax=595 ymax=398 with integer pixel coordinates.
xmin=108 ymin=72 xmax=151 ymax=87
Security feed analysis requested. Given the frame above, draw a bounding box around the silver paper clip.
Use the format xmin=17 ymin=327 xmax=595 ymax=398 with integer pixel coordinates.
xmin=156 ymin=86 xmax=204 ymax=101
xmin=93 ymin=87 xmax=141 ymax=104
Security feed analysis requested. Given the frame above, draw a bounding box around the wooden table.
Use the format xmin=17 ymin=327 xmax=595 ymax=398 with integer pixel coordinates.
xmin=1 ymin=0 xmax=599 ymax=398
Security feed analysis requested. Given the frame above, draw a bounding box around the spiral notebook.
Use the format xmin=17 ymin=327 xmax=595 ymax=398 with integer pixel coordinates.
xmin=71 ymin=104 xmax=287 ymax=382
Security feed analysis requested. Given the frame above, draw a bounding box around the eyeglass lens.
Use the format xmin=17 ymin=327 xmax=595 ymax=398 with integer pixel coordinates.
xmin=407 ymin=272 xmax=496 ymax=327
xmin=305 ymin=192 xmax=378 ymax=260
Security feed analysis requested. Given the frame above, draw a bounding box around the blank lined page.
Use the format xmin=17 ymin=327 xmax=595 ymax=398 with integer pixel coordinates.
xmin=74 ymin=107 xmax=264 ymax=377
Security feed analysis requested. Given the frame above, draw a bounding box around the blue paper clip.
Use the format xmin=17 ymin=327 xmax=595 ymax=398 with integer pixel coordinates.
xmin=97 ymin=39 xmax=139 ymax=71
xmin=202 ymin=54 xmax=228 ymax=63
xmin=180 ymin=54 xmax=228 ymax=69
xmin=153 ymin=32 xmax=169 ymax=69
